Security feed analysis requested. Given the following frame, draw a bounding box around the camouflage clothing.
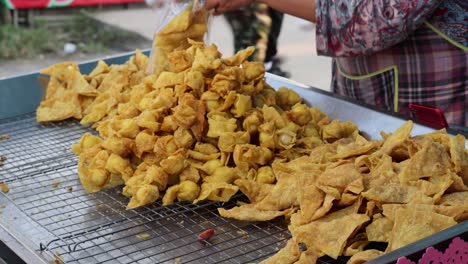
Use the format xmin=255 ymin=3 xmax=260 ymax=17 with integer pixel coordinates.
xmin=224 ymin=4 xmax=284 ymax=63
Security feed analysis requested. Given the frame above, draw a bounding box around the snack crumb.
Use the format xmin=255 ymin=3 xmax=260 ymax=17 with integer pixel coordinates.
xmin=67 ymin=186 xmax=73 ymax=192
xmin=0 ymin=155 xmax=6 ymax=167
xmin=0 ymin=183 xmax=9 ymax=193
xmin=51 ymin=182 xmax=61 ymax=188
xmin=236 ymin=230 xmax=250 ymax=239
xmin=52 ymin=252 xmax=63 ymax=264
xmin=174 ymin=257 xmax=182 ymax=264
xmin=136 ymin=233 xmax=151 ymax=239
xmin=0 ymin=134 xmax=9 ymax=141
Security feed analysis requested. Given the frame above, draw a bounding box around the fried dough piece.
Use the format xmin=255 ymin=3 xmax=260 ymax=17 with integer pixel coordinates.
xmin=78 ymin=149 xmax=111 ymax=193
xmin=223 ymin=46 xmax=255 ymax=66
xmin=295 ymin=246 xmax=321 ymax=264
xmin=316 ymin=161 xmax=363 ymax=202
xmin=380 ymin=120 xmax=413 ymax=155
xmin=292 ymin=204 xmax=369 ymax=259
xmin=387 ymin=207 xmax=456 ymax=252
xmin=449 ymin=134 xmax=468 ymax=186
xmin=162 ymin=180 xmax=200 ymax=205
xmin=127 ymin=184 xmax=159 ymax=209
xmin=399 ymin=138 xmax=452 ymax=183
xmin=151 ymin=4 xmax=209 ymax=76
xmin=347 ymin=250 xmax=384 ymax=264
xmin=259 ymin=239 xmax=301 ymax=264
xmin=321 ymin=120 xmax=358 ymax=143
xmin=438 ymin=191 xmax=468 ymax=206
xmin=218 ymin=205 xmax=293 ymax=221
xmin=334 ymin=134 xmax=378 ymax=159
xmin=194 ymin=182 xmax=239 ymax=203
xmin=37 ymin=6 xmax=468 ymax=263
xmin=366 ymin=215 xmax=393 ymax=242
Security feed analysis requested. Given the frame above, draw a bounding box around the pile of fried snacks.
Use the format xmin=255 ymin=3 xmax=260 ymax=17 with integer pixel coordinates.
xmin=36 ymin=4 xmax=468 ymax=264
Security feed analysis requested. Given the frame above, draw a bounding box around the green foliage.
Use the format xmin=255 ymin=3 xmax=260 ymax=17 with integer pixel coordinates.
xmin=0 ymin=23 xmax=60 ymax=59
xmin=64 ymin=10 xmax=135 ymax=49
xmin=0 ymin=10 xmax=145 ymax=59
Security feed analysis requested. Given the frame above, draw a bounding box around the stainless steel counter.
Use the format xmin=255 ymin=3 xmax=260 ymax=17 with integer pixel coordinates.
xmin=0 ymin=52 xmax=466 ymax=263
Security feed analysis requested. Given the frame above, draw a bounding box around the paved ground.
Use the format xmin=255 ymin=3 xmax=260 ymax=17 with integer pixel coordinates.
xmin=1 ymin=7 xmax=332 ymax=90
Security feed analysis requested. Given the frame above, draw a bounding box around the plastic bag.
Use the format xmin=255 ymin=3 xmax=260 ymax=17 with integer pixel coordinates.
xmin=148 ymin=0 xmax=210 ymax=76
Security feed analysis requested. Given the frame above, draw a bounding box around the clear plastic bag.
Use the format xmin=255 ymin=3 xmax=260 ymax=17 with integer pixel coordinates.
xmin=148 ymin=0 xmax=210 ymax=75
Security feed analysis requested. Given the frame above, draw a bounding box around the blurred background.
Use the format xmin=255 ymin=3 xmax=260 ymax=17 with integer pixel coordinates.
xmin=0 ymin=1 xmax=331 ymax=90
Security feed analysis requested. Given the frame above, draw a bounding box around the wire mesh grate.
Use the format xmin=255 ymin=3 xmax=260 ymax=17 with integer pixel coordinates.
xmin=0 ymin=114 xmax=352 ymax=263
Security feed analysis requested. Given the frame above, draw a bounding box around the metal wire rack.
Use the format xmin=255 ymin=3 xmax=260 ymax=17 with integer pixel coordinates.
xmin=0 ymin=113 xmax=349 ymax=263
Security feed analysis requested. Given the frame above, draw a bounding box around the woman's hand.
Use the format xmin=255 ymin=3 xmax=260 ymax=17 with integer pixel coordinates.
xmin=205 ymin=0 xmax=256 ymax=15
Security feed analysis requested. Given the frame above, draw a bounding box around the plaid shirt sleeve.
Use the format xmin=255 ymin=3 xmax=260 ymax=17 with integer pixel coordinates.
xmin=315 ymin=0 xmax=443 ymax=57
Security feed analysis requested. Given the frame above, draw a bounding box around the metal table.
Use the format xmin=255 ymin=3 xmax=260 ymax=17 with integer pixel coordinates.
xmin=0 ymin=52 xmax=466 ymax=263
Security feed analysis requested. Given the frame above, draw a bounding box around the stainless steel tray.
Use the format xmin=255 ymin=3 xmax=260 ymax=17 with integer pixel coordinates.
xmin=0 ymin=52 xmax=466 ymax=264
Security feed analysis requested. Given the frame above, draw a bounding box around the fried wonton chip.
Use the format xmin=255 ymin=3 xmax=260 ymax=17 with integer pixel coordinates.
xmin=194 ymin=182 xmax=239 ymax=203
xmin=343 ymin=233 xmax=370 ymax=256
xmin=387 ymin=207 xmax=456 ymax=252
xmin=78 ymin=149 xmax=111 ymax=193
xmin=218 ymin=205 xmax=293 ymax=221
xmin=127 ymin=184 xmax=159 ymax=209
xmin=362 ymin=183 xmax=423 ymax=204
xmin=259 ymin=239 xmax=301 ymax=264
xmin=292 ymin=204 xmax=369 ymax=259
xmin=347 ymin=249 xmax=384 ymax=264
xmin=449 ymin=134 xmax=468 ymax=185
xmin=151 ymin=3 xmax=209 ymax=76
xmin=105 ymin=153 xmax=133 ymax=183
xmin=366 ymin=214 xmax=393 ymax=242
xmin=275 ymin=87 xmax=301 ymax=110
xmin=41 ymin=62 xmax=95 ymax=96
xmin=383 ymin=202 xmax=468 ymax=222
xmin=223 ymin=46 xmax=255 ymax=66
xmin=36 ymin=77 xmax=83 ymax=122
xmin=316 ymin=161 xmax=363 ymax=202
xmin=438 ymin=191 xmax=468 ymax=206
xmin=71 ymin=133 xmax=102 ymax=155
xmin=398 ymin=138 xmax=452 ymax=183
xmin=37 ymin=5 xmax=468 ymax=263
xmin=380 ymin=120 xmax=413 ymax=155
xmin=234 ymin=144 xmax=273 ymax=171
xmin=334 ymin=134 xmax=378 ymax=159
xmin=295 ymin=245 xmax=321 ymax=264
xmin=321 ymin=120 xmax=358 ymax=143
xmin=162 ymin=180 xmax=200 ymax=205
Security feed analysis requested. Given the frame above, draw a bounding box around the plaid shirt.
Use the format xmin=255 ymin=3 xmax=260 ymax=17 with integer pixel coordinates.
xmin=316 ymin=0 xmax=467 ymax=127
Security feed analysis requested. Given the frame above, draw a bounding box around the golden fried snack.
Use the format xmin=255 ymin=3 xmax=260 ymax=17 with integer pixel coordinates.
xmin=259 ymin=238 xmax=301 ymax=264
xmin=218 ymin=205 xmax=294 ymax=221
xmin=347 ymin=250 xmax=384 ymax=264
xmin=292 ymin=203 xmax=370 ymax=259
xmin=37 ymin=63 xmax=87 ymax=122
xmin=150 ymin=3 xmax=209 ymax=76
xmin=37 ymin=2 xmax=468 ymax=262
xmin=387 ymin=207 xmax=456 ymax=252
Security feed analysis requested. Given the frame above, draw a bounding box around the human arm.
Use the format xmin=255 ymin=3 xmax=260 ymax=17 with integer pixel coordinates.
xmin=205 ymin=0 xmax=316 ymax=22
xmin=315 ymin=0 xmax=444 ymax=57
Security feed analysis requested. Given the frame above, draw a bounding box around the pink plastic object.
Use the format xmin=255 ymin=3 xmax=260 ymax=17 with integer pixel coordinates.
xmin=396 ymin=236 xmax=468 ymax=264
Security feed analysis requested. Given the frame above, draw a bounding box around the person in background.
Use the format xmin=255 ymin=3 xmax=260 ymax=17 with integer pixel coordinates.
xmin=205 ymin=0 xmax=467 ymax=127
xmin=224 ymin=3 xmax=290 ymax=77
xmin=145 ymin=0 xmax=164 ymax=8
